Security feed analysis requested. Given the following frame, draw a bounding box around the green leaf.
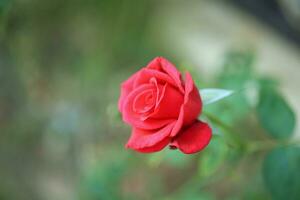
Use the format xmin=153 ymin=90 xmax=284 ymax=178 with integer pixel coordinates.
xmin=263 ymin=146 xmax=300 ymax=200
xmin=256 ymin=88 xmax=296 ymax=139
xmin=199 ymin=135 xmax=228 ymax=177
xmin=200 ymin=88 xmax=234 ymax=105
xmin=205 ymin=50 xmax=255 ymax=124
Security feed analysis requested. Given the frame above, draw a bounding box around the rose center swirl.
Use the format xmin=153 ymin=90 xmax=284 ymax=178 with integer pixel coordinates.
xmin=133 ymin=89 xmax=155 ymax=114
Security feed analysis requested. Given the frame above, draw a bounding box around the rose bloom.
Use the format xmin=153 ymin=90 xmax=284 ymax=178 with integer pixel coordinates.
xmin=118 ymin=57 xmax=212 ymax=154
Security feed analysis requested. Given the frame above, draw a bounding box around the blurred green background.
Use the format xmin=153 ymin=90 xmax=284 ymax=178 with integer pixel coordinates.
xmin=1 ymin=0 xmax=300 ymax=199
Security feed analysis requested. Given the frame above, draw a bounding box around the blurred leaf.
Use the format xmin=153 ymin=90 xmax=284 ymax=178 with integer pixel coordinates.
xmin=263 ymin=146 xmax=300 ymax=200
xmin=204 ymin=50 xmax=255 ymax=124
xmin=242 ymin=168 xmax=271 ymax=200
xmin=256 ymin=88 xmax=296 ymax=139
xmin=203 ymin=92 xmax=251 ymax=125
xmin=199 ymin=135 xmax=228 ymax=177
xmin=201 ymin=88 xmax=234 ymax=105
xmin=218 ymin=50 xmax=255 ymax=90
xmin=258 ymin=77 xmax=279 ymax=89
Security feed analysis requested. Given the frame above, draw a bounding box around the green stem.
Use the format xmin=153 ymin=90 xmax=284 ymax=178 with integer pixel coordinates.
xmin=246 ymin=139 xmax=300 ymax=153
xmin=202 ymin=111 xmax=300 ymax=153
xmin=203 ymin=111 xmax=236 ymax=135
xmin=202 ymin=111 xmax=244 ymax=149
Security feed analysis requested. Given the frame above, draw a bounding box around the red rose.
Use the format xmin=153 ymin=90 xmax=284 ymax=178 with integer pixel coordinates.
xmin=118 ymin=57 xmax=212 ymax=154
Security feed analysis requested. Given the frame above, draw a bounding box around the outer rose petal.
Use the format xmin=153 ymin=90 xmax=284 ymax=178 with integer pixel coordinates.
xmin=147 ymin=57 xmax=184 ymax=93
xmin=171 ymin=72 xmax=202 ymax=136
xmin=118 ymin=70 xmax=140 ymax=112
xmin=133 ymin=68 xmax=178 ymax=89
xmin=126 ymin=121 xmax=176 ymax=151
xmin=135 ymin=137 xmax=170 ymax=153
xmin=171 ymin=120 xmax=212 ymax=154
xmin=182 ymin=72 xmax=202 ymax=125
xmin=171 ymin=106 xmax=185 ymax=136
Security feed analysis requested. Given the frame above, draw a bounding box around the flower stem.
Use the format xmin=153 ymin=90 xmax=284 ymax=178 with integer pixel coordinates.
xmin=202 ymin=111 xmax=244 ymax=149
xmin=246 ymin=138 xmax=300 ymax=153
xmin=202 ymin=111 xmax=300 ymax=153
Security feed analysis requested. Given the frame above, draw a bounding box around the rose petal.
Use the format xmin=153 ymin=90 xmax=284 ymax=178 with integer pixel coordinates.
xmin=134 ymin=137 xmax=170 ymax=153
xmin=133 ymin=89 xmax=155 ymax=114
xmin=149 ymin=84 xmax=183 ymax=119
xmin=146 ymin=56 xmax=162 ymax=71
xmin=170 ymin=72 xmax=202 ymax=136
xmin=170 ymin=120 xmax=212 ymax=154
xmin=126 ymin=121 xmax=176 ymax=150
xmin=123 ymin=84 xmax=174 ymax=130
xmin=133 ymin=68 xmax=178 ymax=89
xmin=140 ymin=80 xmax=168 ymax=121
xmin=118 ymin=70 xmax=140 ymax=112
xmin=170 ymin=106 xmax=185 ymax=136
xmin=147 ymin=57 xmax=184 ymax=93
xmin=182 ymin=72 xmax=202 ymax=125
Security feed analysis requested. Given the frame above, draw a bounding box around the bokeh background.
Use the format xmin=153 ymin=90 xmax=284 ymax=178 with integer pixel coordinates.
xmin=1 ymin=0 xmax=300 ymax=199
